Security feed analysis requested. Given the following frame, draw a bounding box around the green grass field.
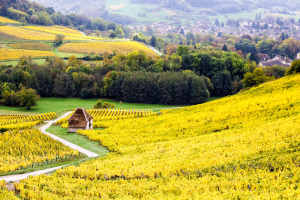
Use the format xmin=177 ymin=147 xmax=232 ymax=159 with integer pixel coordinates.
xmin=46 ymin=126 xmax=109 ymax=156
xmin=0 ymin=97 xmax=192 ymax=115
xmin=53 ymin=46 xmax=86 ymax=58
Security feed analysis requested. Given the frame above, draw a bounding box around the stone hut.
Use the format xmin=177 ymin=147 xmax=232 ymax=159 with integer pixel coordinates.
xmin=67 ymin=108 xmax=93 ymax=133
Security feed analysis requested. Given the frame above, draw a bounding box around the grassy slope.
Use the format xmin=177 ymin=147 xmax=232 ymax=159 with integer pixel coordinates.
xmin=46 ymin=126 xmax=109 ymax=156
xmin=0 ymin=97 xmax=197 ymax=115
xmin=107 ymin=2 xmax=300 ymax=25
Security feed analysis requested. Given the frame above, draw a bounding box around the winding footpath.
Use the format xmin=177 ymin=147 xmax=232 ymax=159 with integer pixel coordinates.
xmin=147 ymin=45 xmax=163 ymax=56
xmin=0 ymin=112 xmax=99 ymax=182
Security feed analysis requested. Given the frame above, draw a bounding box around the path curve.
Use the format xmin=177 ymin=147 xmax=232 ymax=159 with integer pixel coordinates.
xmin=41 ymin=112 xmax=99 ymax=158
xmin=0 ymin=112 xmax=98 ymax=182
xmin=147 ymin=45 xmax=163 ymax=56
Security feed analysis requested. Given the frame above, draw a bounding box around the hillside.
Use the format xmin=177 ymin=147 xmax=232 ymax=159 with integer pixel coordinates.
xmin=32 ymin=0 xmax=300 ymax=26
xmin=3 ymin=74 xmax=300 ymax=198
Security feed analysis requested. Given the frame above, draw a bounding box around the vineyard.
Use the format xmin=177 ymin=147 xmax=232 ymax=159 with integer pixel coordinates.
xmin=0 ymin=129 xmax=79 ymax=174
xmin=0 ymin=16 xmax=20 ymax=24
xmin=0 ymin=26 xmax=88 ymax=41
xmin=24 ymin=26 xmax=106 ymax=40
xmin=0 ymin=49 xmax=55 ymax=60
xmin=4 ymin=74 xmax=300 ymax=198
xmin=56 ymin=108 xmax=156 ymax=128
xmin=0 ymin=112 xmax=57 ymax=130
xmin=58 ymin=41 xmax=158 ymax=56
xmin=0 ymin=32 xmax=24 ymax=42
xmin=24 ymin=26 xmax=84 ymax=37
xmin=9 ymin=43 xmax=52 ymax=51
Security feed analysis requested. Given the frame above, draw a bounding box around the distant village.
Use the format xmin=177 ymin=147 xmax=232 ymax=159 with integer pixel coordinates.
xmin=129 ymin=15 xmax=300 ymax=67
xmin=131 ymin=19 xmax=300 ymax=41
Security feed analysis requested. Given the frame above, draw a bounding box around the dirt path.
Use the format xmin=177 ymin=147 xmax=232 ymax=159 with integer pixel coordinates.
xmin=0 ymin=112 xmax=98 ymax=182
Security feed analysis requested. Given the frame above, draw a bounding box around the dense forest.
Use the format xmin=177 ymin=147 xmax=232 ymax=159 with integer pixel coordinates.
xmin=0 ymin=44 xmax=287 ymax=106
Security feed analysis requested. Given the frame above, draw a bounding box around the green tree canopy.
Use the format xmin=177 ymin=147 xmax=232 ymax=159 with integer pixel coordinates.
xmin=17 ymin=88 xmax=40 ymax=110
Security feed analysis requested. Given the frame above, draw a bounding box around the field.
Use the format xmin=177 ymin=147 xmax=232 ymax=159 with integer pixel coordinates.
xmin=23 ymin=26 xmax=106 ymax=40
xmin=0 ymin=26 xmax=90 ymax=41
xmin=0 ymin=16 xmax=20 ymax=24
xmin=0 ymin=129 xmax=79 ymax=174
xmin=58 ymin=41 xmax=159 ymax=56
xmin=9 ymin=43 xmax=52 ymax=51
xmin=0 ymin=32 xmax=25 ymax=42
xmin=24 ymin=26 xmax=84 ymax=37
xmin=1 ymin=74 xmax=298 ymax=198
xmin=109 ymin=4 xmax=127 ymax=10
xmin=0 ymin=97 xmax=186 ymax=115
xmin=0 ymin=49 xmax=55 ymax=60
xmin=0 ymin=112 xmax=56 ymax=130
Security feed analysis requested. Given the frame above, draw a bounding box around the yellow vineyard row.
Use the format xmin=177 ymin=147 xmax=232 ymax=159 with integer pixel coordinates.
xmin=0 ymin=16 xmax=20 ymax=24
xmin=0 ymin=49 xmax=55 ymax=60
xmin=9 ymin=43 xmax=52 ymax=51
xmin=0 ymin=129 xmax=79 ymax=174
xmin=58 ymin=41 xmax=158 ymax=56
xmin=0 ymin=26 xmax=88 ymax=41
xmin=24 ymin=26 xmax=106 ymax=40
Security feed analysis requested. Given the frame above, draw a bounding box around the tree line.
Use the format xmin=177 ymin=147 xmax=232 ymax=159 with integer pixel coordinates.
xmin=0 ymin=44 xmax=289 ymax=106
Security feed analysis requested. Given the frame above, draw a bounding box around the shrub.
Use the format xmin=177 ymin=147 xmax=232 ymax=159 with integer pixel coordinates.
xmin=94 ymin=100 xmax=103 ymax=108
xmin=285 ymin=60 xmax=300 ymax=76
xmin=94 ymin=100 xmax=115 ymax=109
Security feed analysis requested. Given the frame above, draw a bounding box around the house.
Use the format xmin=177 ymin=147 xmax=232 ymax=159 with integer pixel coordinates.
xmin=67 ymin=108 xmax=93 ymax=133
xmin=260 ymin=55 xmax=291 ymax=67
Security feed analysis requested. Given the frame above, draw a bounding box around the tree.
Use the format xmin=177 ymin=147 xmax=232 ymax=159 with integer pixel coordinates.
xmin=84 ymin=29 xmax=92 ymax=36
xmin=215 ymin=18 xmax=220 ymax=26
xmin=17 ymin=88 xmax=40 ymax=110
xmin=280 ymin=32 xmax=286 ymax=40
xmin=95 ymin=31 xmax=101 ymax=37
xmin=222 ymin=44 xmax=228 ymax=52
xmin=109 ymin=31 xmax=117 ymax=38
xmin=211 ymin=71 xmax=232 ymax=97
xmin=107 ymin=22 xmax=117 ymax=31
xmin=249 ymin=53 xmax=259 ymax=64
xmin=150 ymin=36 xmax=157 ymax=47
xmin=242 ymin=68 xmax=274 ymax=88
xmin=167 ymin=45 xmax=177 ymax=55
xmin=54 ymin=34 xmax=65 ymax=46
xmin=115 ymin=27 xmax=124 ymax=37
xmin=177 ymin=46 xmax=189 ymax=56
xmin=31 ymin=15 xmax=38 ymax=23
xmin=153 ymin=59 xmax=164 ymax=72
